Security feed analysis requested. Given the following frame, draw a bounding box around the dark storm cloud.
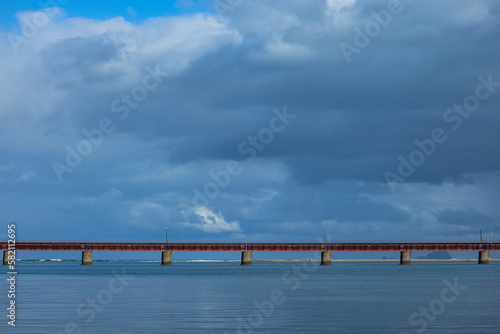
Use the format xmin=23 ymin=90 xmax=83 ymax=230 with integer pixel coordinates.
xmin=435 ymin=208 xmax=495 ymax=227
xmin=97 ymin=0 xmax=500 ymax=186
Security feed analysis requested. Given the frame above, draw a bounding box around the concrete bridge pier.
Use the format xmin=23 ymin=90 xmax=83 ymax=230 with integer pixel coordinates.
xmin=478 ymin=251 xmax=489 ymax=264
xmin=400 ymin=251 xmax=411 ymax=265
xmin=81 ymin=251 xmax=92 ymax=265
xmin=3 ymin=250 xmax=9 ymax=265
xmin=161 ymin=251 xmax=172 ymax=265
xmin=320 ymin=251 xmax=332 ymax=265
xmin=241 ymin=251 xmax=252 ymax=265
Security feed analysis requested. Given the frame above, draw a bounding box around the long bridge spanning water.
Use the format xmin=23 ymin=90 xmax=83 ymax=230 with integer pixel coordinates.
xmin=2 ymin=242 xmax=499 ymax=265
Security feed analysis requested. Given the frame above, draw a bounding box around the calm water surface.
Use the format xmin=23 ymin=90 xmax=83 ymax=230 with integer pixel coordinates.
xmin=1 ymin=261 xmax=499 ymax=333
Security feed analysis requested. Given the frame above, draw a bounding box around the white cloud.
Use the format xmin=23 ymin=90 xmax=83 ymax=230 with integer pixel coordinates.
xmin=0 ymin=10 xmax=242 ymax=123
xmin=183 ymin=206 xmax=242 ymax=233
xmin=324 ymin=0 xmax=356 ymax=23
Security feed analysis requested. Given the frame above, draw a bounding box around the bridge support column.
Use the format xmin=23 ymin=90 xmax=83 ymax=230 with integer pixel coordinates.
xmin=241 ymin=251 xmax=252 ymax=265
xmin=320 ymin=251 xmax=332 ymax=265
xmin=478 ymin=251 xmax=489 ymax=264
xmin=400 ymin=251 xmax=411 ymax=265
xmin=161 ymin=251 xmax=172 ymax=265
xmin=81 ymin=251 xmax=92 ymax=265
xmin=3 ymin=250 xmax=9 ymax=265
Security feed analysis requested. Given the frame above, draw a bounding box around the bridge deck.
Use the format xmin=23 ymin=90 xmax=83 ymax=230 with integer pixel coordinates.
xmin=1 ymin=242 xmax=499 ymax=252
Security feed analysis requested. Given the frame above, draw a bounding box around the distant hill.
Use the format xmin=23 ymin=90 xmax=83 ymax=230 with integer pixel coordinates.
xmin=417 ymin=251 xmax=452 ymax=259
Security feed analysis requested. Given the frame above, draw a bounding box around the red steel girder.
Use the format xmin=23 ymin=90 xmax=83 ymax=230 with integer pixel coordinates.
xmin=1 ymin=242 xmax=499 ymax=252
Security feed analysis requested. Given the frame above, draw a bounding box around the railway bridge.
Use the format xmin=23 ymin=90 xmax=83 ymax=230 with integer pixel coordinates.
xmin=2 ymin=242 xmax=498 ymax=265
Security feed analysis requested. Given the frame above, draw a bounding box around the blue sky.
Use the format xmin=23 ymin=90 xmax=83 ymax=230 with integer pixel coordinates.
xmin=1 ymin=0 xmax=499 ymax=259
xmin=0 ymin=0 xmax=213 ymax=28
